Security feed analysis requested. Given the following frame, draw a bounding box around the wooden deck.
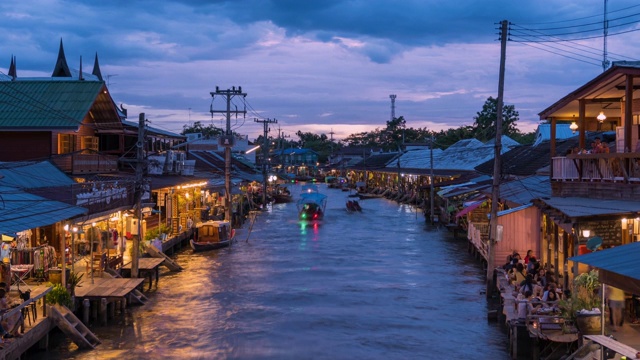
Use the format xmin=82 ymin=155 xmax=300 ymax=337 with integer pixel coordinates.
xmin=121 ymin=258 xmax=165 ymax=291
xmin=73 ymin=277 xmax=145 ymax=301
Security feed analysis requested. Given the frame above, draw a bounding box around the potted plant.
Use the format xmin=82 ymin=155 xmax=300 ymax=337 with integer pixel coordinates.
xmin=558 ymin=269 xmax=602 ymax=335
xmin=45 ymin=283 xmax=73 ymax=308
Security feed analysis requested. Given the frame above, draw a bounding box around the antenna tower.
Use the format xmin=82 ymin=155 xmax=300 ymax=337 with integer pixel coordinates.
xmin=389 ymin=94 xmax=397 ymax=121
xmin=602 ymin=0 xmax=610 ymax=71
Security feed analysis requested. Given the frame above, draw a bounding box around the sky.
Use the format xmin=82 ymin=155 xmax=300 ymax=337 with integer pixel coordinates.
xmin=2 ymin=0 xmax=640 ymax=142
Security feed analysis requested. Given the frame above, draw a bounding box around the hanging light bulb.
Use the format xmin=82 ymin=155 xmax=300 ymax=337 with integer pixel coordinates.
xmin=597 ymin=111 xmax=607 ymax=122
xmin=570 ymin=122 xmax=578 ymax=134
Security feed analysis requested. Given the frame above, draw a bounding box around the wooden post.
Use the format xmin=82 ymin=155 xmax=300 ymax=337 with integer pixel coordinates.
xmin=108 ymin=302 xmax=115 ymax=318
xmin=83 ymin=299 xmax=90 ymax=324
xmin=100 ymin=298 xmax=107 ymax=325
xmin=121 ymin=297 xmax=127 ymax=313
xmin=91 ymin=300 xmax=98 ymax=320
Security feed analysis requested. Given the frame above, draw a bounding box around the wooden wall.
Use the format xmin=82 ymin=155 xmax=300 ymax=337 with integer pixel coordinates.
xmin=494 ymin=206 xmax=541 ymax=269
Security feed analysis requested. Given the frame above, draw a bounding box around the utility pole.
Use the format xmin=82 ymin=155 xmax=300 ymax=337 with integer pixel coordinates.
xmin=255 ymin=118 xmax=277 ymax=207
xmin=132 ymin=112 xmax=147 ymax=279
xmin=430 ymin=134 xmax=435 ymax=225
xmin=210 ymin=86 xmax=247 ymax=227
xmin=487 ymin=20 xmax=508 ymax=298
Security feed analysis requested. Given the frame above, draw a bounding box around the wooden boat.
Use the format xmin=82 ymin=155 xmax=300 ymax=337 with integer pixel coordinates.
xmin=346 ymin=200 xmax=362 ymax=212
xmin=357 ymin=192 xmax=383 ymax=200
xmin=190 ymin=220 xmax=235 ymax=252
xmin=297 ymin=184 xmax=327 ymax=221
xmin=271 ymin=185 xmax=293 ymax=204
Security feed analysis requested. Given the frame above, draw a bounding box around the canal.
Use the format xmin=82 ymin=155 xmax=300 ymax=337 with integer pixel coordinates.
xmin=44 ymin=183 xmax=510 ymax=359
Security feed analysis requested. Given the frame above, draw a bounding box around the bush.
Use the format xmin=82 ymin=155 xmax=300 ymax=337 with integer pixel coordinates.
xmin=46 ymin=283 xmax=73 ymax=308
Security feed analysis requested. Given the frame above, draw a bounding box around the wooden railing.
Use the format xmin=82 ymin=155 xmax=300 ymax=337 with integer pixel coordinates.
xmin=51 ymin=152 xmax=118 ymax=174
xmin=468 ymin=222 xmax=489 ymax=260
xmin=552 ymin=153 xmax=640 ymax=183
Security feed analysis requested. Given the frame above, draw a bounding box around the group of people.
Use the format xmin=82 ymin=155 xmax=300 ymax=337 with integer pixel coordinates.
xmin=504 ymin=250 xmax=563 ymax=319
xmin=0 ymin=282 xmax=24 ymax=348
xmin=571 ymin=137 xmax=611 ymax=155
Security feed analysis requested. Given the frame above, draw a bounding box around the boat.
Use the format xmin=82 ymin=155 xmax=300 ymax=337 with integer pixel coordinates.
xmin=297 ymin=184 xmax=327 ymax=221
xmin=271 ymin=185 xmax=293 ymax=204
xmin=190 ymin=220 xmax=236 ymax=252
xmin=346 ymin=200 xmax=362 ymax=212
xmin=357 ymin=192 xmax=384 ymax=200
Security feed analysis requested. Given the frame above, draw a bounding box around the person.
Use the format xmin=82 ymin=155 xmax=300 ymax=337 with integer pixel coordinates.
xmin=542 ymin=282 xmax=560 ymax=305
xmin=0 ymin=285 xmax=22 ymax=339
xmin=607 ymin=285 xmax=625 ymax=331
xmin=517 ymin=290 xmax=535 ymax=319
xmin=524 ymin=250 xmax=533 ymax=264
xmin=519 ymin=274 xmax=535 ymax=296
xmin=527 ymin=257 xmax=540 ymax=275
xmin=534 ymin=267 xmax=547 ymax=288
xmin=510 ymin=263 xmax=527 ymax=289
xmin=186 ymin=217 xmax=193 ymax=230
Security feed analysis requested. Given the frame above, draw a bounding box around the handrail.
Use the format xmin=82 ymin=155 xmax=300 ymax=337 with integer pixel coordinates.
xmin=0 ymin=287 xmax=52 ymax=321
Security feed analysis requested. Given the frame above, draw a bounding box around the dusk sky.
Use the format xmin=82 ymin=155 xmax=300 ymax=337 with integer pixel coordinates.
xmin=2 ymin=0 xmax=640 ymax=142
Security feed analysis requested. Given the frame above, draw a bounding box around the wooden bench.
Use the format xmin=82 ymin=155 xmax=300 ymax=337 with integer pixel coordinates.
xmin=582 ymin=335 xmax=640 ymax=359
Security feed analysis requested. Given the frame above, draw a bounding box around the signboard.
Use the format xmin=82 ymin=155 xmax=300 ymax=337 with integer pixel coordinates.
xmin=580 ymin=220 xmax=622 ymax=246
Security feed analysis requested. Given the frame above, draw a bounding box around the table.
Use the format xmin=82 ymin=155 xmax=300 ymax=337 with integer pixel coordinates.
xmin=10 ymin=264 xmax=33 ymax=291
xmin=121 ymin=258 xmax=165 ymax=291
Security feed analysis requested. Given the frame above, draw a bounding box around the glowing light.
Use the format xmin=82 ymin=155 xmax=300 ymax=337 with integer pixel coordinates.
xmin=63 ymin=224 xmax=69 ymax=231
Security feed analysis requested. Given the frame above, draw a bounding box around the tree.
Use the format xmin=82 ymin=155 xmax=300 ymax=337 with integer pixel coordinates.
xmin=473 ymin=97 xmax=520 ymax=142
xmin=181 ymin=121 xmax=224 ymax=138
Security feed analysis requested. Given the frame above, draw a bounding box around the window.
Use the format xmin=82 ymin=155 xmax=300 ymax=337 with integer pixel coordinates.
xmin=81 ymin=136 xmax=99 ymax=152
xmin=58 ymin=134 xmax=74 ymax=154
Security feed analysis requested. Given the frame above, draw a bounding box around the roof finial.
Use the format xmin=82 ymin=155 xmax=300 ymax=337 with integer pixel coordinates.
xmin=8 ymin=55 xmax=17 ymax=80
xmin=92 ymin=52 xmax=103 ymax=81
xmin=52 ymin=38 xmax=72 ymax=77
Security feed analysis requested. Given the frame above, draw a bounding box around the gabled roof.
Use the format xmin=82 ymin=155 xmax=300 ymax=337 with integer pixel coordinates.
xmin=350 ymin=152 xmax=401 ymax=170
xmin=493 ymin=176 xmax=551 ymax=206
xmin=539 ymin=61 xmax=640 ymax=120
xmin=532 ymin=123 xmax=576 ymax=146
xmin=430 ymin=137 xmax=518 ymax=171
xmin=0 ymin=80 xmax=120 ymax=130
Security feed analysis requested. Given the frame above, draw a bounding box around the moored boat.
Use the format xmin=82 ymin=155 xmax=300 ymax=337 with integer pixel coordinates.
xmin=190 ymin=220 xmax=235 ymax=252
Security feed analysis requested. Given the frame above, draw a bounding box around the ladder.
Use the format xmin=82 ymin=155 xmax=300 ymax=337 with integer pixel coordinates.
xmin=146 ymin=245 xmax=183 ymax=271
xmin=50 ymin=305 xmax=101 ymax=349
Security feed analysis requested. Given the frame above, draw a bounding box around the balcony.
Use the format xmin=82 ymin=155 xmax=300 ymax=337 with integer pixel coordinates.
xmin=51 ymin=151 xmax=119 ymax=174
xmin=551 ymin=153 xmax=640 ymax=200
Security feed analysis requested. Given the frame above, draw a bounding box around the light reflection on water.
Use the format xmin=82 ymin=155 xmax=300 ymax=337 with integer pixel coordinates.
xmin=43 ymin=183 xmax=509 ymax=360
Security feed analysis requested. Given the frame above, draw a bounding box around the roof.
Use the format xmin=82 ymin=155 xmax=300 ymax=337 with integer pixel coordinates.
xmin=539 ymin=61 xmax=640 ymax=120
xmin=0 ymin=80 xmax=120 ymax=130
xmin=569 ymin=242 xmax=640 ymax=295
xmin=0 ymin=161 xmax=75 ymax=189
xmin=494 ymin=176 xmax=551 ymax=206
xmin=350 ymin=152 xmax=401 ymax=170
xmin=497 ymin=203 xmax=534 ymax=217
xmin=394 ymin=148 xmax=444 ymax=169
xmin=532 ymin=123 xmax=576 ymax=147
xmin=0 ymin=184 xmax=87 ymax=234
xmin=122 ymin=120 xmax=185 ymax=139
xmin=533 ymin=197 xmax=640 ymax=220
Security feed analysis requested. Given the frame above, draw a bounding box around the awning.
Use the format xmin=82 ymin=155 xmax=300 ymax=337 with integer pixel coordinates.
xmin=455 ymin=200 xmax=485 ymax=218
xmin=0 ymin=185 xmax=88 ymax=234
xmin=568 ymin=242 xmax=640 ymax=295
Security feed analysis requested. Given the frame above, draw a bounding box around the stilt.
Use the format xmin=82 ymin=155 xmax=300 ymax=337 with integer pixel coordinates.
xmin=100 ymin=298 xmax=108 ymax=325
xmin=83 ymin=299 xmax=90 ymax=324
xmin=91 ymin=300 xmax=98 ymax=320
xmin=108 ymin=302 xmax=115 ymax=318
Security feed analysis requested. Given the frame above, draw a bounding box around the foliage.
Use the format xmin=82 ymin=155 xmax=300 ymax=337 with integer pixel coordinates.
xmin=46 ymin=283 xmax=73 ymax=308
xmin=472 ymin=96 xmax=521 ymax=142
xmin=144 ymin=223 xmax=171 ymax=241
xmin=181 ymin=121 xmax=224 ymax=138
xmin=558 ymin=270 xmax=601 ymax=321
xmin=67 ymin=271 xmax=84 ymax=297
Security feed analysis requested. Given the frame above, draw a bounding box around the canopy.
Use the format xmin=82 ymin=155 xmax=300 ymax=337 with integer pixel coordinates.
xmin=568 ymin=242 xmax=640 ymax=295
xmin=0 ymin=185 xmax=88 ymax=234
xmin=455 ymin=200 xmax=485 ymax=218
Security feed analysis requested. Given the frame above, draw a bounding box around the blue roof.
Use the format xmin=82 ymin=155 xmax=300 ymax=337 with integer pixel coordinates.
xmin=0 ymin=184 xmax=87 ymax=234
xmin=0 ymin=161 xmax=75 ymax=189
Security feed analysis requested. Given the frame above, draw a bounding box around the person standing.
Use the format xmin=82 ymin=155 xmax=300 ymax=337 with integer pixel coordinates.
xmin=524 ymin=250 xmax=533 ymax=265
xmin=607 ymin=285 xmax=626 ymax=331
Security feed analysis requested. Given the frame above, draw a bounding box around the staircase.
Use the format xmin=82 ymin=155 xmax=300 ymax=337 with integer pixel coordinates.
xmin=103 ymin=269 xmax=149 ymax=305
xmin=146 ymin=245 xmax=183 ymax=271
xmin=50 ymin=305 xmax=101 ymax=349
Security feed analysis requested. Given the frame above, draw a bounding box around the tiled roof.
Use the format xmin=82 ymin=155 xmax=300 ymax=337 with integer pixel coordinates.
xmin=0 ymin=80 xmax=105 ymax=129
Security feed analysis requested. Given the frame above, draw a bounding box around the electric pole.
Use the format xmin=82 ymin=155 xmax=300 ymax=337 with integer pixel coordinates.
xmin=487 ymin=20 xmax=508 ymax=298
xmin=210 ymin=86 xmax=247 ymax=228
xmin=255 ymin=118 xmax=277 ymax=207
xmin=132 ymin=112 xmax=147 ymax=279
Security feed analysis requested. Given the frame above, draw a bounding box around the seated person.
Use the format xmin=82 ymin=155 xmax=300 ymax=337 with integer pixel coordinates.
xmin=0 ymin=284 xmax=22 ymax=338
xmin=517 ymin=290 xmax=535 ymax=319
xmin=542 ymin=282 xmax=560 ymax=305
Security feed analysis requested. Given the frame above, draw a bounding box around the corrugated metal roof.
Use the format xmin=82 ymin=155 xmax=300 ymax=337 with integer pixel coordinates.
xmin=122 ymin=120 xmax=185 ymax=139
xmin=394 ymin=148 xmax=444 ymax=169
xmin=495 ymin=176 xmax=551 ymax=206
xmin=0 ymin=184 xmax=87 ymax=234
xmin=532 ymin=123 xmax=576 ymax=146
xmin=569 ymin=242 xmax=640 ymax=294
xmin=497 ymin=203 xmax=534 ymax=217
xmin=537 ymin=197 xmax=640 ymax=218
xmin=0 ymin=80 xmax=103 ymax=129
xmin=0 ymin=161 xmax=75 ymax=189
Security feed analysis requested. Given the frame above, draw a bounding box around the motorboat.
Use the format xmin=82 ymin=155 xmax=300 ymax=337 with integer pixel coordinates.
xmin=297 ymin=184 xmax=327 ymax=221
xmin=190 ymin=220 xmax=235 ymax=252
